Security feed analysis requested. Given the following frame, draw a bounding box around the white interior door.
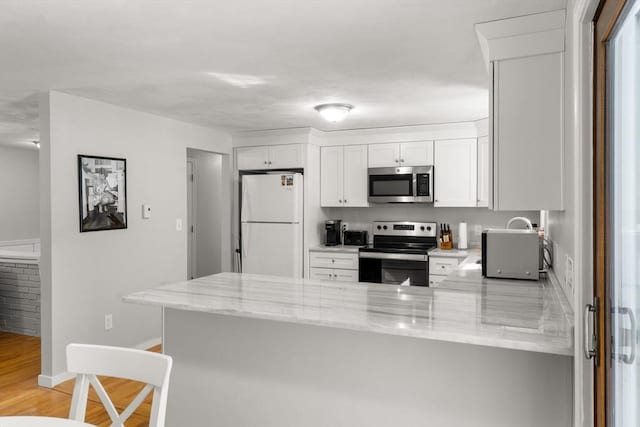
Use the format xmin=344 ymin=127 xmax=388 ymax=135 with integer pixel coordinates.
xmin=187 ymin=159 xmax=196 ymax=279
xmin=610 ymin=2 xmax=640 ymax=425
xmin=241 ymin=222 xmax=302 ymax=278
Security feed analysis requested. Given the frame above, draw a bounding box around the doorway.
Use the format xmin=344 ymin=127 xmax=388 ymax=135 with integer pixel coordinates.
xmin=593 ymin=0 xmax=639 ymax=425
xmin=186 ymin=149 xmax=227 ymax=279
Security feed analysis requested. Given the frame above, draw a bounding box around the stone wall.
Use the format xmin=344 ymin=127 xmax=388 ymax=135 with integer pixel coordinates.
xmin=0 ymin=262 xmax=40 ymax=336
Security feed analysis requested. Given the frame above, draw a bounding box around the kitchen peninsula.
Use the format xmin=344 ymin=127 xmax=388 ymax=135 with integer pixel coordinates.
xmin=124 ymin=262 xmax=573 ymax=427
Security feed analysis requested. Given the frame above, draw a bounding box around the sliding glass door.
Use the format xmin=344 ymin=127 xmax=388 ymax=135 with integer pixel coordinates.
xmin=609 ymin=0 xmax=640 ymax=425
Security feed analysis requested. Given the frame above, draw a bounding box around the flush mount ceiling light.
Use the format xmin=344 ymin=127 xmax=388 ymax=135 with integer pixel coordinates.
xmin=314 ymin=103 xmax=354 ymax=123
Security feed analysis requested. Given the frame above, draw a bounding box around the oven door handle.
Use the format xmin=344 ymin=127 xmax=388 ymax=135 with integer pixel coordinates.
xmin=359 ymin=252 xmax=428 ymax=261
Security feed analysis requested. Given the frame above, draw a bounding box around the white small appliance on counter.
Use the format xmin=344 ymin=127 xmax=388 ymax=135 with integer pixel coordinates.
xmin=240 ymin=173 xmax=303 ymax=278
xmin=481 ymin=216 xmax=541 ymax=281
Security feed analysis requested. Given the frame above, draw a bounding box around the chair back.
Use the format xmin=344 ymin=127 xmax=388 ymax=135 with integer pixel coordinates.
xmin=66 ymin=343 xmax=173 ymax=427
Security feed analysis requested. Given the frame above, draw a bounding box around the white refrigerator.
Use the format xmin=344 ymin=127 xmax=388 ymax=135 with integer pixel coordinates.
xmin=241 ymin=173 xmax=303 ymax=278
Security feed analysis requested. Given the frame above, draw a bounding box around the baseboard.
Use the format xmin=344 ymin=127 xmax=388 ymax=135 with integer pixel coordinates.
xmin=38 ymin=371 xmax=75 ymax=388
xmin=38 ymin=336 xmax=163 ymax=388
xmin=133 ymin=336 xmax=162 ymax=351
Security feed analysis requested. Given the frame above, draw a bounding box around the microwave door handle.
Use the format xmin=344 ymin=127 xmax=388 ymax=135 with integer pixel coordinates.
xmin=412 ymin=174 xmax=418 ymax=198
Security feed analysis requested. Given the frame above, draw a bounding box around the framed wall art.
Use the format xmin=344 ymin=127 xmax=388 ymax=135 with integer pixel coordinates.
xmin=77 ymin=154 xmax=127 ymax=232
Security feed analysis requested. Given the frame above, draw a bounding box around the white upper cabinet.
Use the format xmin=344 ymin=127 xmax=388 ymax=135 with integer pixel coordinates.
xmin=342 ymin=145 xmax=368 ymax=206
xmin=476 ymin=10 xmax=565 ymax=210
xmin=434 ymin=139 xmax=477 ymax=207
xmin=492 ymin=53 xmax=563 ymax=210
xmin=268 ymin=144 xmax=304 ymax=169
xmin=236 ymin=144 xmax=304 ymax=170
xmin=399 ymin=141 xmax=434 ymax=166
xmin=368 ymin=143 xmax=400 ymax=167
xmin=321 ymin=145 xmax=368 ymax=207
xmin=368 ymin=141 xmax=434 ymax=167
xmin=477 ymin=136 xmax=489 ymax=207
xmin=320 ymin=146 xmax=344 ymax=207
xmin=236 ymin=146 xmax=269 ymax=170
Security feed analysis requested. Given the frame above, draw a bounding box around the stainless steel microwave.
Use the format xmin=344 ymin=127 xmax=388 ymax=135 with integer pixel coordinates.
xmin=367 ymin=166 xmax=433 ymax=203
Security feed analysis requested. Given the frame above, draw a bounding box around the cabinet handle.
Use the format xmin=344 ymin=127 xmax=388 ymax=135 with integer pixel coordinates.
xmin=435 ymin=199 xmax=439 ymax=203
xmin=332 ymin=259 xmax=335 ymax=263
xmin=268 ymin=161 xmax=272 ymax=165
xmin=339 ymin=200 xmax=343 ymax=203
xmin=264 ymin=161 xmax=268 ymax=165
xmin=344 ymin=199 xmax=347 ymax=204
xmin=401 ymin=159 xmax=405 ymax=163
xmin=395 ymin=159 xmax=399 ymax=163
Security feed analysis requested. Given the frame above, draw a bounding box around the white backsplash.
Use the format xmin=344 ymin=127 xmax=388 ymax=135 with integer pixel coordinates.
xmin=327 ymin=206 xmax=539 ymax=248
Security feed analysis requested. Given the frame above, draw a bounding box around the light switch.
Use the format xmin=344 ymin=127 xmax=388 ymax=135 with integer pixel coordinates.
xmin=142 ymin=204 xmax=152 ymax=219
xmin=176 ymin=218 xmax=183 ymax=231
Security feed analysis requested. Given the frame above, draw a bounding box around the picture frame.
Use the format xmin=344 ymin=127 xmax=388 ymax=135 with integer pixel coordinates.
xmin=77 ymin=154 xmax=127 ymax=232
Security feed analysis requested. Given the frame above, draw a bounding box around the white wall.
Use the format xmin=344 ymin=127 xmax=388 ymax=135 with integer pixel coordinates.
xmin=0 ymin=146 xmax=39 ymax=241
xmin=38 ymin=91 xmax=232 ymax=383
xmin=187 ymin=148 xmax=229 ymax=277
xmin=547 ymin=1 xmax=599 ymax=426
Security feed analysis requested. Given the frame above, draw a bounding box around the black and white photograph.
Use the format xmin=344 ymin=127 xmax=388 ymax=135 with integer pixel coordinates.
xmin=77 ymin=155 xmax=127 ymax=232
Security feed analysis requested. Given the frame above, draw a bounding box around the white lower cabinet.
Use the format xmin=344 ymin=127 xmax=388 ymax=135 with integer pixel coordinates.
xmin=309 ymin=250 xmax=359 ymax=283
xmin=428 ymin=256 xmax=462 ymax=287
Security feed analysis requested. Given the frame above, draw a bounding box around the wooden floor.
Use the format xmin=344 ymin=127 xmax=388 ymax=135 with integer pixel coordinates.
xmin=0 ymin=332 xmax=160 ymax=426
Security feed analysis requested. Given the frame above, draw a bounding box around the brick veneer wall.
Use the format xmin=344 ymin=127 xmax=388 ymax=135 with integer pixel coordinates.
xmin=0 ymin=262 xmax=40 ymax=336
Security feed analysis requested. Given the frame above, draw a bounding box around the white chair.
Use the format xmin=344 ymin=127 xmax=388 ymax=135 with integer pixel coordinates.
xmin=66 ymin=343 xmax=173 ymax=427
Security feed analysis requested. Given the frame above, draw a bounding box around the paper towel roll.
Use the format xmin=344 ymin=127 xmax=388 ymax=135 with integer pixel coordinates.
xmin=458 ymin=222 xmax=468 ymax=249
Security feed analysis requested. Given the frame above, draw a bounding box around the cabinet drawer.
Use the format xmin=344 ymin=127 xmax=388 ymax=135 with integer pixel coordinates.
xmin=429 ymin=257 xmax=459 ymax=276
xmin=310 ymin=267 xmax=334 ymax=281
xmin=310 ymin=252 xmax=358 ymax=269
xmin=333 ymin=269 xmax=359 ymax=283
xmin=428 ymin=275 xmax=447 ymax=287
xmin=310 ymin=267 xmax=358 ymax=283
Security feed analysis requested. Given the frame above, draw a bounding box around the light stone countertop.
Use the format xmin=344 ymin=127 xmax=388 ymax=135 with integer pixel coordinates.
xmin=124 ymin=265 xmax=574 ymax=356
xmin=309 ymin=245 xmax=363 ymax=253
xmin=428 ymin=248 xmax=473 ymax=258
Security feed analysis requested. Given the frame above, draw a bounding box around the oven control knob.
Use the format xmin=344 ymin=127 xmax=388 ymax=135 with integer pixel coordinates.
xmin=426 ymin=226 xmax=431 ymax=231
xmin=377 ymin=225 xmax=382 ymax=230
xmin=420 ymin=226 xmax=425 ymax=231
xmin=383 ymin=225 xmax=388 ymax=230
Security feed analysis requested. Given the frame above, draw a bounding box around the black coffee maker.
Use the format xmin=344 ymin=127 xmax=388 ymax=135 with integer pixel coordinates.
xmin=325 ymin=220 xmax=342 ymax=246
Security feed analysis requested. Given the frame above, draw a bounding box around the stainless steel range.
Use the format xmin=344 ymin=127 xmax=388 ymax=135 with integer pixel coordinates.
xmin=359 ymin=221 xmax=437 ymax=286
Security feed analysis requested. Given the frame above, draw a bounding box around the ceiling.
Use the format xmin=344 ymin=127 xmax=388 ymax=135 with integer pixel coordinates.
xmin=0 ymin=0 xmax=566 ymax=148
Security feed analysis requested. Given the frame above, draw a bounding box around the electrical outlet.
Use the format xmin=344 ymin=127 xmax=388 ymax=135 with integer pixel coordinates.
xmin=565 ymin=255 xmax=574 ymax=292
xmin=104 ymin=314 xmax=113 ymax=331
xmin=176 ymin=218 xmax=183 ymax=231
xmin=342 ymin=222 xmax=349 ymax=232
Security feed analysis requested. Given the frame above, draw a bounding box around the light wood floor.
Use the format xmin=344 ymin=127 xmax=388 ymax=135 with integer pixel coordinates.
xmin=0 ymin=332 xmax=160 ymax=426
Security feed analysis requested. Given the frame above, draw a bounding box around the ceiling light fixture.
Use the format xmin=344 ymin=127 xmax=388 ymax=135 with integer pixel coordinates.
xmin=32 ymin=140 xmax=40 ymax=149
xmin=314 ymin=103 xmax=354 ymax=123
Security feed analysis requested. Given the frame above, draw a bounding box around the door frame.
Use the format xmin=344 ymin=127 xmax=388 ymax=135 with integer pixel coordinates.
xmin=593 ymin=1 xmax=629 ymax=425
xmin=187 ymin=158 xmax=197 ymax=280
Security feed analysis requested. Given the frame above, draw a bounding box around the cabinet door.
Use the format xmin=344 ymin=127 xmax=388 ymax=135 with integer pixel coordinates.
xmin=434 ymin=139 xmax=477 ymax=207
xmin=236 ymin=146 xmax=269 ymax=170
xmin=493 ymin=53 xmax=563 ymax=210
xmin=368 ymin=143 xmax=400 ymax=167
xmin=477 ymin=136 xmax=489 ymax=207
xmin=269 ymin=144 xmax=304 ymax=169
xmin=310 ymin=267 xmax=334 ymax=282
xmin=342 ymin=145 xmax=369 ymax=207
xmin=320 ymin=146 xmax=344 ymax=207
xmin=400 ymin=141 xmax=434 ymax=166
